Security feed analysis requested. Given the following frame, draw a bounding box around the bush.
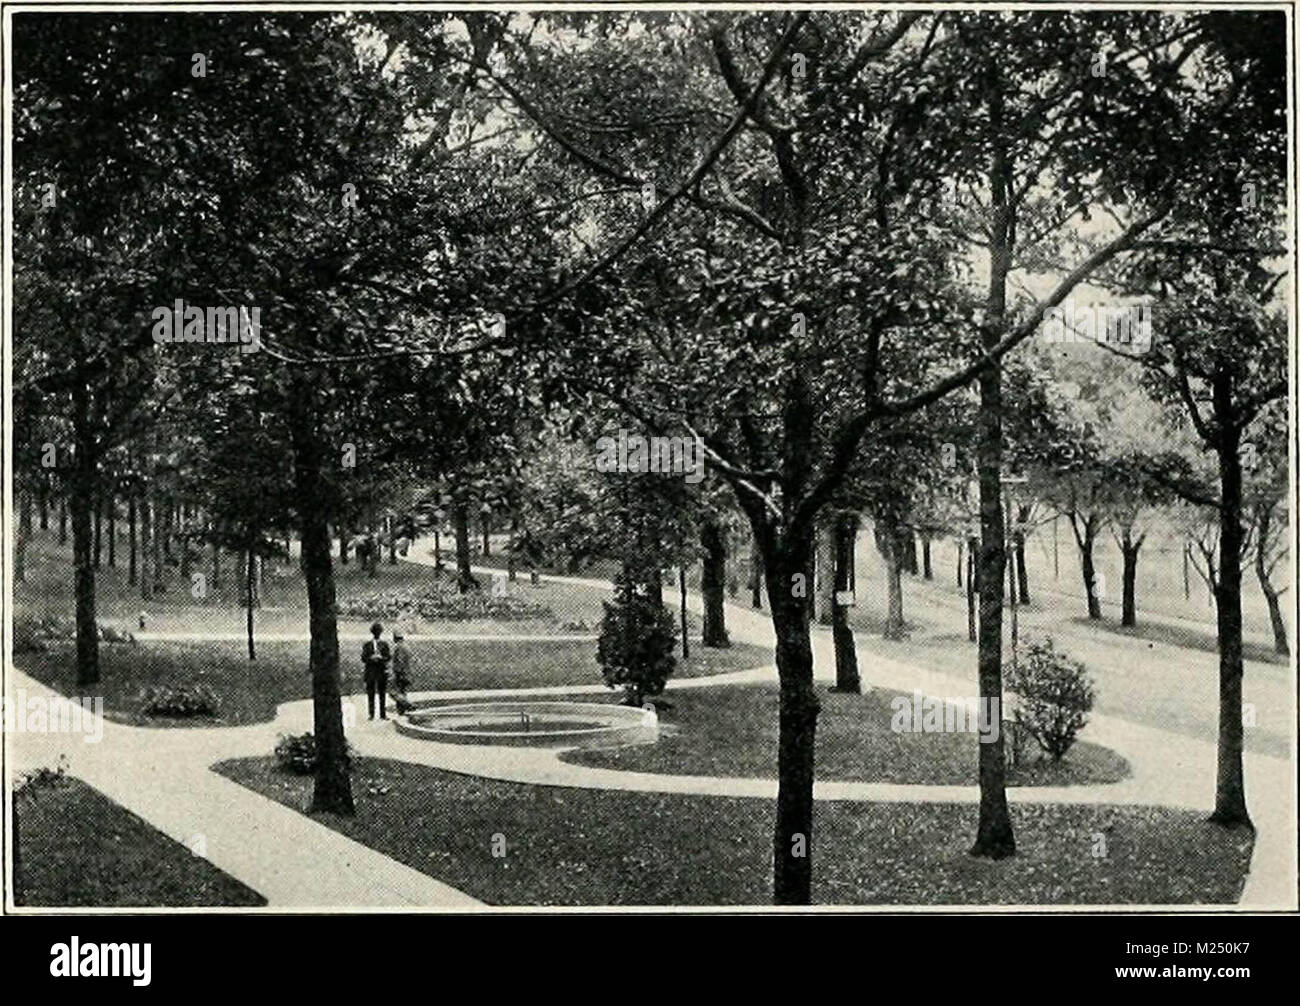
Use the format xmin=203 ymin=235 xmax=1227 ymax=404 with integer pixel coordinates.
xmin=337 ymin=580 xmax=553 ymax=623
xmin=15 ymin=757 xmax=69 ymax=798
xmin=14 ymin=615 xmax=74 ymax=653
xmin=597 ymin=569 xmax=676 ymax=706
xmin=1005 ymin=638 xmax=1096 ymax=762
xmin=140 ymin=683 xmax=220 ymax=718
xmin=14 ymin=616 xmax=135 ymax=652
xmin=274 ymin=732 xmax=356 ymax=775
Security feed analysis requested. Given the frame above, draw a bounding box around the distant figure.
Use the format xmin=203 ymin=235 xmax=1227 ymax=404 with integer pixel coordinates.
xmin=361 ymin=622 xmax=392 ymax=720
xmin=390 ymin=631 xmax=413 ymax=714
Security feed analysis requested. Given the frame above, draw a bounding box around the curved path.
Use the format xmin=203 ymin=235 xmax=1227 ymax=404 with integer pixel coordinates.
xmin=9 ymin=554 xmax=1294 ymax=909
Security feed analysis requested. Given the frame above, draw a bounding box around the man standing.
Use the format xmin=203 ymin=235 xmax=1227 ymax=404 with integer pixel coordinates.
xmin=361 ymin=621 xmax=392 ymax=720
xmin=390 ymin=631 xmax=413 ymax=714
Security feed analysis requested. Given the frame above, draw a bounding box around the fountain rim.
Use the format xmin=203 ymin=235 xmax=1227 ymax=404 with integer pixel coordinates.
xmin=396 ymin=699 xmax=657 ymax=743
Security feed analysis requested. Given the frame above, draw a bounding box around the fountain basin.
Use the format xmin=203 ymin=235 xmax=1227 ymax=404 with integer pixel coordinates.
xmin=395 ymin=700 xmax=658 ymax=748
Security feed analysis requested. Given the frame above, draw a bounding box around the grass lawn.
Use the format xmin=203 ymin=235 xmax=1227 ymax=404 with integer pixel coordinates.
xmin=842 ymin=586 xmax=1292 ymax=760
xmin=17 ymin=637 xmax=770 ymax=728
xmin=215 ymin=757 xmax=1252 ymax=906
xmin=12 ymin=775 xmax=265 ymax=907
xmin=15 ymin=534 xmax=601 ymax=637
xmin=563 ymin=682 xmax=1128 ymax=786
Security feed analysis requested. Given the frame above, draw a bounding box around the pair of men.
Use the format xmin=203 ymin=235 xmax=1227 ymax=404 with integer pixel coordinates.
xmin=360 ymin=622 xmax=413 ymax=719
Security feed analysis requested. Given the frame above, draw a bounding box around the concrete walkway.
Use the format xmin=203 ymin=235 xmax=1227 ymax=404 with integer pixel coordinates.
xmin=8 ymin=671 xmax=481 ymax=909
xmin=9 ymin=555 xmax=1294 ymax=909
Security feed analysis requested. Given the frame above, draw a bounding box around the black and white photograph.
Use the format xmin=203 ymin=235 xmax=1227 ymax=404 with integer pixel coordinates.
xmin=2 ymin=0 xmax=1296 ymax=936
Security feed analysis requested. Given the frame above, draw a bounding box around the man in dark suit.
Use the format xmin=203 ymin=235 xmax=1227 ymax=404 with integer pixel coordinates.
xmin=361 ymin=621 xmax=392 ymax=720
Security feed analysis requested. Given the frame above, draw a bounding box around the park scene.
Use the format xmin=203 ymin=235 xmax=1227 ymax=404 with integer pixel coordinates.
xmin=6 ymin=6 xmax=1294 ymax=909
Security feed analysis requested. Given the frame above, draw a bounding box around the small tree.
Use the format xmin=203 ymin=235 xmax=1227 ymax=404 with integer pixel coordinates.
xmin=597 ymin=568 xmax=677 ymax=706
xmin=1006 ymin=638 xmax=1096 ymax=762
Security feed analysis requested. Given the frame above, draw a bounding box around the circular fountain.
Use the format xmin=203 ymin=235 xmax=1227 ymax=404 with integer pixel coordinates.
xmin=395 ymin=700 xmax=658 ymax=748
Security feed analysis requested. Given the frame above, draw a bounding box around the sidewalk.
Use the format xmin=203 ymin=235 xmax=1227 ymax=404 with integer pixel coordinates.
xmin=8 ymin=672 xmax=480 ymax=909
xmin=9 ymin=557 xmax=1294 ymax=909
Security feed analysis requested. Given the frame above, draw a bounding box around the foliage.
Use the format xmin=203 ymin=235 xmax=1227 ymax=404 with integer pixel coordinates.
xmin=15 ymin=756 xmax=70 ymax=798
xmin=337 ymin=581 xmax=553 ymax=623
xmin=140 ymin=683 xmax=221 ymax=719
xmin=597 ymin=568 xmax=677 ymax=705
xmin=1006 ymin=639 xmax=1096 ymax=762
xmin=274 ymin=732 xmax=355 ymax=776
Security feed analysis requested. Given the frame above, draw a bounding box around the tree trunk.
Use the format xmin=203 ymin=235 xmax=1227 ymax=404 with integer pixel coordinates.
xmin=647 ymin=567 xmax=664 ymax=613
xmin=1261 ymin=581 xmax=1289 ymax=657
xmin=970 ymin=106 xmax=1015 ymax=859
xmin=956 ymin=537 xmax=963 ymax=587
xmin=1209 ymin=420 xmax=1250 ymax=828
xmin=764 ymin=538 xmax=819 ymax=905
xmin=38 ymin=489 xmax=48 ymax=531
xmin=830 ymin=512 xmax=860 ymax=693
xmin=139 ymin=497 xmax=153 ymax=601
xmin=1014 ymin=506 xmax=1030 ymax=602
xmin=106 ymin=491 xmax=116 ymax=567
xmin=338 ymin=524 xmax=349 ymax=564
xmin=150 ymin=493 xmax=164 ymax=594
xmin=701 ymin=519 xmax=730 ymax=648
xmin=94 ymin=494 xmax=103 ymax=568
xmin=162 ymin=501 xmax=174 ymax=564
xmin=71 ymin=386 xmax=100 ymax=686
xmin=875 ymin=521 xmax=906 ymax=640
xmin=1074 ymin=519 xmax=1102 ymax=619
xmin=246 ymin=543 xmax=257 ymax=661
xmin=59 ymin=497 xmax=67 ymax=545
xmin=16 ymin=489 xmax=33 ymax=582
xmin=815 ymin=526 xmax=835 ymax=625
xmin=290 ymin=370 xmax=354 ymax=817
xmin=920 ymin=532 xmax=933 ymax=580
xmin=1254 ymin=506 xmax=1289 ymax=656
xmin=679 ymin=565 xmax=689 ymax=659
xmin=453 ymin=502 xmax=477 ymax=592
xmin=967 ymin=535 xmax=978 ymax=643
xmin=128 ymin=496 xmax=137 ymax=585
xmin=211 ymin=538 xmax=220 ymax=590
xmin=1120 ymin=537 xmax=1141 ymax=628
xmin=749 ymin=540 xmax=763 ymax=609
xmin=482 ymin=510 xmax=491 ymax=556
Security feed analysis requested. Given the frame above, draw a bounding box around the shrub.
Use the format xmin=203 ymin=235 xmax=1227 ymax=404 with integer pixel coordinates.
xmin=274 ymin=732 xmax=356 ymax=775
xmin=140 ymin=683 xmax=220 ymax=718
xmin=14 ymin=616 xmax=135 ymax=652
xmin=597 ymin=569 xmax=676 ymax=706
xmin=15 ymin=757 xmax=69 ymax=798
xmin=14 ymin=615 xmax=74 ymax=653
xmin=337 ymin=580 xmax=553 ymax=623
xmin=1005 ymin=638 xmax=1096 ymax=762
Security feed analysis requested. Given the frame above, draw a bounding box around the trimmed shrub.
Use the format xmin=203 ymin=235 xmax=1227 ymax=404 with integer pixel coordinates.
xmin=597 ymin=569 xmax=676 ymax=706
xmin=274 ymin=732 xmax=356 ymax=775
xmin=1005 ymin=638 xmax=1096 ymax=762
xmin=140 ymin=683 xmax=220 ymax=718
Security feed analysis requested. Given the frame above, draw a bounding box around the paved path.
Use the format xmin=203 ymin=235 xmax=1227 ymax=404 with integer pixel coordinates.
xmin=9 ymin=555 xmax=1294 ymax=908
xmin=133 ymin=632 xmax=596 ymax=643
xmin=8 ymin=672 xmax=481 ymax=909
